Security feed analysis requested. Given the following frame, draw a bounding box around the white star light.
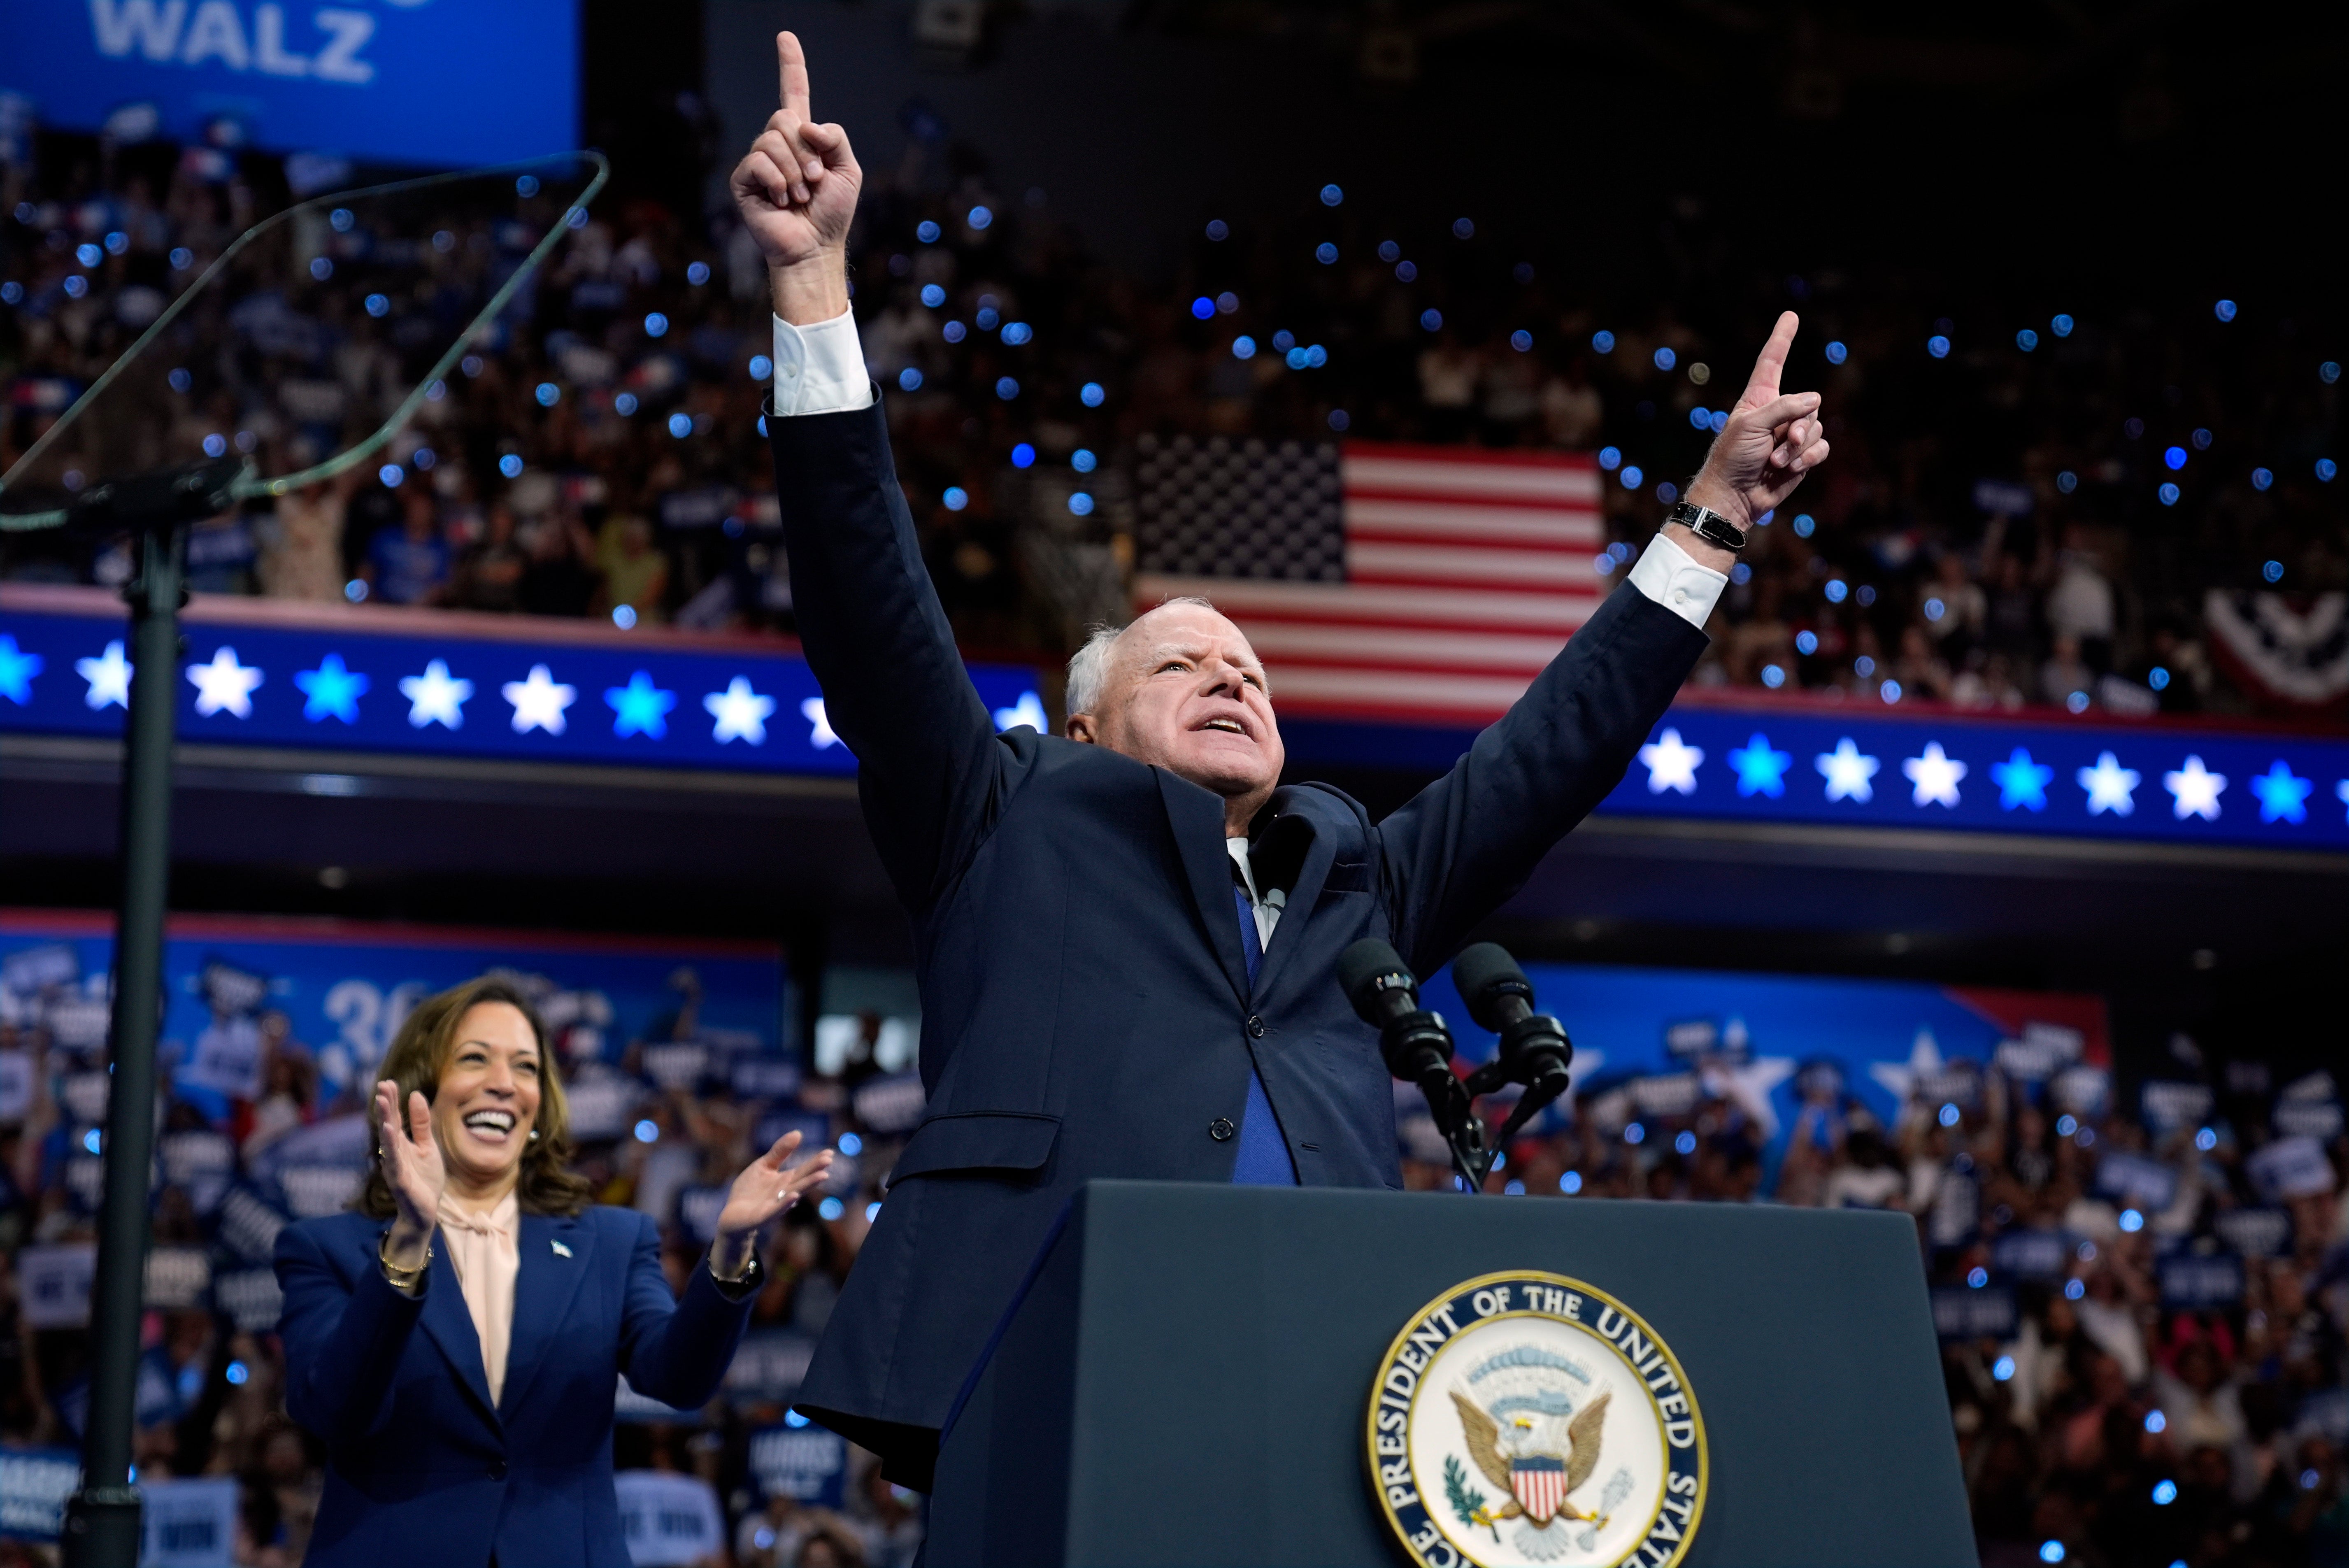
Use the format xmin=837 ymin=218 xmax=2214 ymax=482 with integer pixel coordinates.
xmin=802 ymin=696 xmax=840 ymax=750
xmin=186 ymin=646 xmax=263 ymax=719
xmin=1901 ymin=742 xmax=1968 ymax=808
xmin=1816 ymin=737 xmax=1881 ymax=803
xmin=705 ymin=677 xmax=777 ymax=744
xmin=501 ymin=664 xmax=577 ymax=735
xmin=1637 ymin=727 xmax=1704 ymax=795
xmin=993 ymin=690 xmax=1048 ymax=733
xmin=75 ymin=641 xmax=133 ymax=710
xmin=398 ymin=659 xmax=473 ymax=730
xmin=2163 ymin=754 xmax=2226 ymax=821
xmin=2077 ymin=751 xmax=2140 ymax=816
xmin=2339 ymin=779 xmax=2349 ymax=820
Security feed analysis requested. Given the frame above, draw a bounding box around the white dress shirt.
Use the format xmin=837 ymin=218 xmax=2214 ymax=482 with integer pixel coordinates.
xmin=769 ymin=311 xmax=1727 ymax=629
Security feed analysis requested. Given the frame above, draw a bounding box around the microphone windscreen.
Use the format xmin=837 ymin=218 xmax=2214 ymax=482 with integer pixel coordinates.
xmin=1337 ymin=938 xmax=1413 ymax=1016
xmin=1450 ymin=942 xmax=1531 ymax=1031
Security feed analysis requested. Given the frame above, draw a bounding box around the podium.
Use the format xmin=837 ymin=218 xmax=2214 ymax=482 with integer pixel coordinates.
xmin=930 ymin=1182 xmax=1972 ymax=1567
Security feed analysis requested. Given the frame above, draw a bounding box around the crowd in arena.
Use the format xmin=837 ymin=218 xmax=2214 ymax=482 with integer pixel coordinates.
xmin=5 ymin=133 xmax=2343 ymax=721
xmin=0 ymin=960 xmax=2340 ymax=1564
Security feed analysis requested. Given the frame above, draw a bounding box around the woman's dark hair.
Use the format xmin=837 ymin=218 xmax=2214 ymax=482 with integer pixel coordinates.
xmin=356 ymin=976 xmax=592 ymax=1219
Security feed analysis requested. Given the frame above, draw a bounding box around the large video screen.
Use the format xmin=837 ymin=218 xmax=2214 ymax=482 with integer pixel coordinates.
xmin=0 ymin=0 xmax=580 ymax=167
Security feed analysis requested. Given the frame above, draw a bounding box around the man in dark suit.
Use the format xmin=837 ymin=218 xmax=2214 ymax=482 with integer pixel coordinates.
xmin=733 ymin=33 xmax=1830 ymax=1487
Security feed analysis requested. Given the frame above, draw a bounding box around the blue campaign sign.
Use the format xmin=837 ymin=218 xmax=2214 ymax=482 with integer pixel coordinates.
xmin=0 ymin=591 xmax=1047 ymax=778
xmin=0 ymin=0 xmax=579 ymax=168
xmin=0 ymin=909 xmax=788 ymax=1106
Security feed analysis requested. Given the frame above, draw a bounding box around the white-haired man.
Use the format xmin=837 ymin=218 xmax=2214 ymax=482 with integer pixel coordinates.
xmin=735 ymin=32 xmax=1829 ymax=1486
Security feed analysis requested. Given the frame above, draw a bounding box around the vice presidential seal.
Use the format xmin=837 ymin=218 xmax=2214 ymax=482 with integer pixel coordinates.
xmin=1365 ymin=1271 xmax=1706 ymax=1568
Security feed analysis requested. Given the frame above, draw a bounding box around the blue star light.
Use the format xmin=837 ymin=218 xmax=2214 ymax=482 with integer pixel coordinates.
xmin=2249 ymin=760 xmax=2314 ymax=824
xmin=293 ymin=653 xmax=370 ymax=724
xmin=1726 ymin=733 xmax=1792 ymax=797
xmin=605 ymin=670 xmax=678 ymax=739
xmin=1989 ymin=747 xmax=2054 ymax=811
xmin=0 ymin=635 xmax=42 ymax=705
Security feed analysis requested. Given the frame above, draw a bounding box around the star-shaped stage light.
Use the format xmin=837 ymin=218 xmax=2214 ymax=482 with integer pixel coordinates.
xmin=1727 ymin=733 xmax=1792 ymax=797
xmin=802 ymin=696 xmax=839 ymax=750
xmin=2338 ymin=779 xmax=2349 ymax=821
xmin=502 ymin=664 xmax=577 ymax=735
xmin=293 ymin=653 xmax=370 ymax=724
xmin=705 ymin=676 xmax=775 ymax=744
xmin=0 ymin=635 xmax=42 ymax=705
xmin=186 ymin=646 xmax=263 ymax=719
xmin=993 ymin=690 xmax=1048 ymax=733
xmin=75 ymin=641 xmax=133 ymax=710
xmin=1989 ymin=747 xmax=2054 ymax=811
xmin=400 ymin=659 xmax=473 ymax=729
xmin=2163 ymin=754 xmax=2226 ymax=821
xmin=1816 ymin=737 xmax=1880 ymax=803
xmin=1636 ymin=727 xmax=1704 ymax=795
xmin=2248 ymin=760 xmax=2313 ymax=824
xmin=1901 ymin=742 xmax=1968 ymax=808
xmin=2077 ymin=751 xmax=2140 ymax=816
xmin=605 ymin=671 xmax=677 ymax=740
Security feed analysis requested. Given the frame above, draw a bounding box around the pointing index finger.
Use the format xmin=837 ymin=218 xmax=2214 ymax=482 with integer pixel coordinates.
xmin=1741 ymin=310 xmax=1800 ymax=405
xmin=777 ymin=31 xmax=812 ymax=120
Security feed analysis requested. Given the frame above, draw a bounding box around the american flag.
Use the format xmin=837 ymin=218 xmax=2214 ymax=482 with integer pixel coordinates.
xmin=1130 ymin=437 xmax=1606 ymax=725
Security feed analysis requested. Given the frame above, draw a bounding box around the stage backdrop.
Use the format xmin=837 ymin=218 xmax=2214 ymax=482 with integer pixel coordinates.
xmin=0 ymin=0 xmax=581 ymax=168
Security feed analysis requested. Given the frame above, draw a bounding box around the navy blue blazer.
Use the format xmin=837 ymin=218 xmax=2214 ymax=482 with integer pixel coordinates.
xmin=770 ymin=401 xmax=1706 ymax=1484
xmin=275 ymin=1205 xmax=754 ymax=1567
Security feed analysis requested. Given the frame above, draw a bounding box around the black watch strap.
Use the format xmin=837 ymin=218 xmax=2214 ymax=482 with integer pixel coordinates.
xmin=1667 ymin=501 xmax=1748 ymax=552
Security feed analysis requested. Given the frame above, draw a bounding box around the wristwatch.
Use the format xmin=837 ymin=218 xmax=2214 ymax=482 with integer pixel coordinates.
xmin=1667 ymin=501 xmax=1749 ymax=553
xmin=710 ymin=1249 xmax=765 ymax=1300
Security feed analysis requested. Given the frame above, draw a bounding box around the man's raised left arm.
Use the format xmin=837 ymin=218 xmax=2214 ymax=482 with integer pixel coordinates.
xmin=1378 ymin=312 xmax=1830 ymax=971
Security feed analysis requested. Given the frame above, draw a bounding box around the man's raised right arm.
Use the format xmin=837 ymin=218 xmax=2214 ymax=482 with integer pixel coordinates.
xmin=738 ymin=32 xmax=1001 ymax=905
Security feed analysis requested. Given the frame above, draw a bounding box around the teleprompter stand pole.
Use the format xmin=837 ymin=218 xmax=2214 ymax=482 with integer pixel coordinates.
xmin=62 ymin=459 xmax=239 ymax=1567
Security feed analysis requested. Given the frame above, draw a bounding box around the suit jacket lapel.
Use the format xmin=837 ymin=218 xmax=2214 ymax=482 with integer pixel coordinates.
xmin=501 ymin=1213 xmax=595 ymax=1418
xmin=417 ymin=1241 xmax=500 ymax=1431
xmin=1250 ymin=799 xmax=1333 ymax=998
xmin=1155 ymin=769 xmax=1250 ymax=1005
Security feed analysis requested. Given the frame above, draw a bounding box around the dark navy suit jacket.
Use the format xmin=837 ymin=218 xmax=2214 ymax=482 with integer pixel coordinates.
xmin=771 ymin=402 xmax=1706 ymax=1484
xmin=275 ymin=1205 xmax=754 ymax=1566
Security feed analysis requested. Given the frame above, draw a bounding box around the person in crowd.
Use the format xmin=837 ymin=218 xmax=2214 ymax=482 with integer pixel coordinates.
xmin=272 ymin=976 xmax=835 ymax=1566
xmin=361 ymin=488 xmax=451 ymax=607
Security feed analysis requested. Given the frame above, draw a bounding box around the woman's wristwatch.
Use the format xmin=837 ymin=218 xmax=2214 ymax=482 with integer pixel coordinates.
xmin=378 ymin=1230 xmax=431 ymax=1294
xmin=710 ymin=1250 xmax=765 ymax=1300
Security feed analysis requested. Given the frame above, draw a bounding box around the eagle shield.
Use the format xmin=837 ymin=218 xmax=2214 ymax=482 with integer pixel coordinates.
xmin=1511 ymin=1454 xmax=1569 ymax=1524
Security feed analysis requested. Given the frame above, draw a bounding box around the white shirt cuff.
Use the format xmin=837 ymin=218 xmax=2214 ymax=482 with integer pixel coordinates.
xmin=1625 ymin=530 xmax=1728 ymax=629
xmin=771 ymin=311 xmax=874 ymax=416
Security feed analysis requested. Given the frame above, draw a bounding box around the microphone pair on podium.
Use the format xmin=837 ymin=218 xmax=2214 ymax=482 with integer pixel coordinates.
xmin=1338 ymin=940 xmax=1574 ymax=1194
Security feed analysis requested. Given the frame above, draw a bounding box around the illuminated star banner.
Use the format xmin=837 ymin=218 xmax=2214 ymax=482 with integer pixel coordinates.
xmin=0 ymin=598 xmax=1044 ymax=776
xmin=1602 ymin=707 xmax=2349 ymax=854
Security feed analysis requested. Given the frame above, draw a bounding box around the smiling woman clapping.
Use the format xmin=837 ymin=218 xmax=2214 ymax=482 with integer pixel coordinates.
xmin=273 ymin=977 xmax=833 ymax=1567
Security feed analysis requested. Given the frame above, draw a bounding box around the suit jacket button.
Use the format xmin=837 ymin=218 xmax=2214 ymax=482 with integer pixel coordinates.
xmin=488 ymin=1459 xmax=507 ymax=1481
xmin=1246 ymin=1014 xmax=1266 ymax=1038
xmin=1209 ymin=1118 xmax=1235 ymax=1141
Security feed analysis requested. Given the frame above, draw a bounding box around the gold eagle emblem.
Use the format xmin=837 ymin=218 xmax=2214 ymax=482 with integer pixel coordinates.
xmin=1448 ymin=1387 xmax=1612 ymax=1530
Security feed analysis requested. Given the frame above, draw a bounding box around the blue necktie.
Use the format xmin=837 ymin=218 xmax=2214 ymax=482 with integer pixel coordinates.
xmin=1230 ymin=883 xmax=1300 ymax=1185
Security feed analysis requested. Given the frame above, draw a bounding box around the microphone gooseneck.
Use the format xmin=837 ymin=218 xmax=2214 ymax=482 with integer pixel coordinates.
xmin=1338 ymin=939 xmax=1489 ymax=1193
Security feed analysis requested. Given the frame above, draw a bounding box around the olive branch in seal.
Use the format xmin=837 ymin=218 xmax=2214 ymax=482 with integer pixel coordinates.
xmin=1444 ymin=1455 xmax=1499 ymax=1541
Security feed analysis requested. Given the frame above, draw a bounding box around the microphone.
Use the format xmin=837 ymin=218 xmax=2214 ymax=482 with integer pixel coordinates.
xmin=1339 ymin=940 xmax=1489 ymax=1193
xmin=1452 ymin=942 xmax=1575 ymax=1149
